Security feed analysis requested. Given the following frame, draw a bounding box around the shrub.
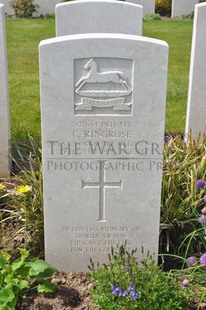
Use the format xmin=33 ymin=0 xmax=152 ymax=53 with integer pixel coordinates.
xmin=90 ymin=245 xmax=192 ymax=310
xmin=143 ymin=13 xmax=161 ymax=21
xmin=0 ymin=248 xmax=57 ymax=310
xmin=160 ymin=134 xmax=206 ymax=258
xmin=155 ymin=0 xmax=172 ymax=16
xmin=182 ymin=12 xmax=194 ymax=20
xmin=0 ymin=138 xmax=44 ymax=256
xmin=10 ymin=0 xmax=38 ymax=18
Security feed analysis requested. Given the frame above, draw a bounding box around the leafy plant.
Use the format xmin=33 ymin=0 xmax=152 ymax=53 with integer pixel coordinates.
xmin=10 ymin=0 xmax=38 ymax=18
xmin=143 ymin=13 xmax=161 ymax=21
xmin=160 ymin=134 xmax=206 ymax=257
xmin=89 ymin=245 xmax=192 ymax=310
xmin=0 ymin=138 xmax=44 ymax=255
xmin=0 ymin=248 xmax=57 ymax=310
xmin=177 ymin=177 xmax=206 ymax=261
xmin=165 ymin=177 xmax=206 ymax=308
xmin=182 ymin=12 xmax=194 ymax=20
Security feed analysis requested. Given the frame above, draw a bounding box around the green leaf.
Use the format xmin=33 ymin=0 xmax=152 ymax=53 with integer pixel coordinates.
xmin=0 ymin=257 xmax=7 ymax=270
xmin=11 ymin=249 xmax=29 ymax=273
xmin=0 ymin=252 xmax=11 ymax=264
xmin=37 ymin=281 xmax=56 ymax=293
xmin=18 ymin=279 xmax=29 ymax=291
xmin=0 ymin=287 xmax=15 ymax=303
xmin=4 ymin=275 xmax=19 ymax=287
xmin=19 ymin=248 xmax=29 ymax=261
xmin=28 ymin=260 xmax=57 ymax=278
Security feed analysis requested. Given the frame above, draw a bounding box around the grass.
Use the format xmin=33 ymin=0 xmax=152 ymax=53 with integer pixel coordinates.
xmin=143 ymin=20 xmax=193 ymax=134
xmin=6 ymin=18 xmax=55 ymax=142
xmin=6 ymin=18 xmax=193 ymax=141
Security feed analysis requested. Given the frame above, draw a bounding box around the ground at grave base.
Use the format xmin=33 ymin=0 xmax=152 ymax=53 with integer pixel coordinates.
xmin=1 ymin=225 xmax=94 ymax=310
xmin=15 ymin=271 xmax=205 ymax=310
xmin=3 ymin=226 xmax=206 ymax=310
xmin=16 ymin=272 xmax=94 ymax=310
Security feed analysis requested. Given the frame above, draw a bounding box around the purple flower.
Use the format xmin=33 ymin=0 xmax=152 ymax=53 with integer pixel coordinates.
xmin=112 ymin=284 xmax=119 ymax=295
xmin=198 ymin=215 xmax=206 ymax=225
xmin=119 ymin=288 xmax=127 ymax=297
xmin=204 ymin=195 xmax=206 ymax=203
xmin=130 ymin=290 xmax=141 ymax=300
xmin=181 ymin=279 xmax=189 ymax=287
xmin=200 ymin=253 xmax=206 ymax=266
xmin=196 ymin=179 xmax=206 ymax=189
xmin=186 ymin=256 xmax=197 ymax=267
xmin=128 ymin=282 xmax=135 ymax=291
xmin=201 ymin=207 xmax=206 ymax=215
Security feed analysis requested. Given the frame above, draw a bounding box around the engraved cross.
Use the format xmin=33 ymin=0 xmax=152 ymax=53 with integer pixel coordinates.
xmin=82 ymin=162 xmax=122 ymax=222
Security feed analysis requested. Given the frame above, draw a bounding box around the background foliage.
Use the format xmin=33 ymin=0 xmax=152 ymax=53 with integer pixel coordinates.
xmin=155 ymin=0 xmax=172 ymax=16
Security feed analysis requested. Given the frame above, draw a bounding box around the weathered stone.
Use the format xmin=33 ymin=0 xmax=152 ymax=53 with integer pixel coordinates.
xmin=0 ymin=3 xmax=11 ymax=177
xmin=40 ymin=33 xmax=168 ymax=271
xmin=185 ymin=3 xmax=206 ymax=137
xmin=56 ymin=0 xmax=143 ymax=36
xmin=126 ymin=0 xmax=155 ymax=16
xmin=172 ymin=0 xmax=199 ymax=18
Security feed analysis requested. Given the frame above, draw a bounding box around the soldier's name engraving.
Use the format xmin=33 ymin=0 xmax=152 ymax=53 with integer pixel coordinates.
xmin=73 ymin=130 xmax=133 ymax=139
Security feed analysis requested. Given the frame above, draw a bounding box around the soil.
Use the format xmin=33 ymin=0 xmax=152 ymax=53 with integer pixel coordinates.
xmin=1 ymin=225 xmax=95 ymax=310
xmin=16 ymin=272 xmax=95 ymax=310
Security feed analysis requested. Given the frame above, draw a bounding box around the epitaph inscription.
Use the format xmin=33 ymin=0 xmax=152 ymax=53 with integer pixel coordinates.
xmin=62 ymin=225 xmax=139 ymax=253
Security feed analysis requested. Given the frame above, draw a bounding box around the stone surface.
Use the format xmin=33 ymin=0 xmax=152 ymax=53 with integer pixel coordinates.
xmin=56 ymin=0 xmax=143 ymax=36
xmin=185 ymin=3 xmax=206 ymax=137
xmin=0 ymin=0 xmax=12 ymax=15
xmin=172 ymin=0 xmax=199 ymax=18
xmin=126 ymin=0 xmax=155 ymax=16
xmin=40 ymin=33 xmax=168 ymax=272
xmin=0 ymin=4 xmax=11 ymax=177
xmin=33 ymin=0 xmax=62 ymax=17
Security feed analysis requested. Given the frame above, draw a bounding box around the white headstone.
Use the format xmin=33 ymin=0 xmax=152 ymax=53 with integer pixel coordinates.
xmin=185 ymin=3 xmax=206 ymax=137
xmin=33 ymin=0 xmax=62 ymax=17
xmin=56 ymin=0 xmax=143 ymax=36
xmin=172 ymin=0 xmax=199 ymax=18
xmin=0 ymin=4 xmax=11 ymax=177
xmin=40 ymin=33 xmax=168 ymax=272
xmin=126 ymin=0 xmax=155 ymax=16
xmin=0 ymin=0 xmax=13 ymax=15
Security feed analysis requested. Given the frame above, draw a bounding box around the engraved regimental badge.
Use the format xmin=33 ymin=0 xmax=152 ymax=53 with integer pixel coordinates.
xmin=74 ymin=58 xmax=133 ymax=115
